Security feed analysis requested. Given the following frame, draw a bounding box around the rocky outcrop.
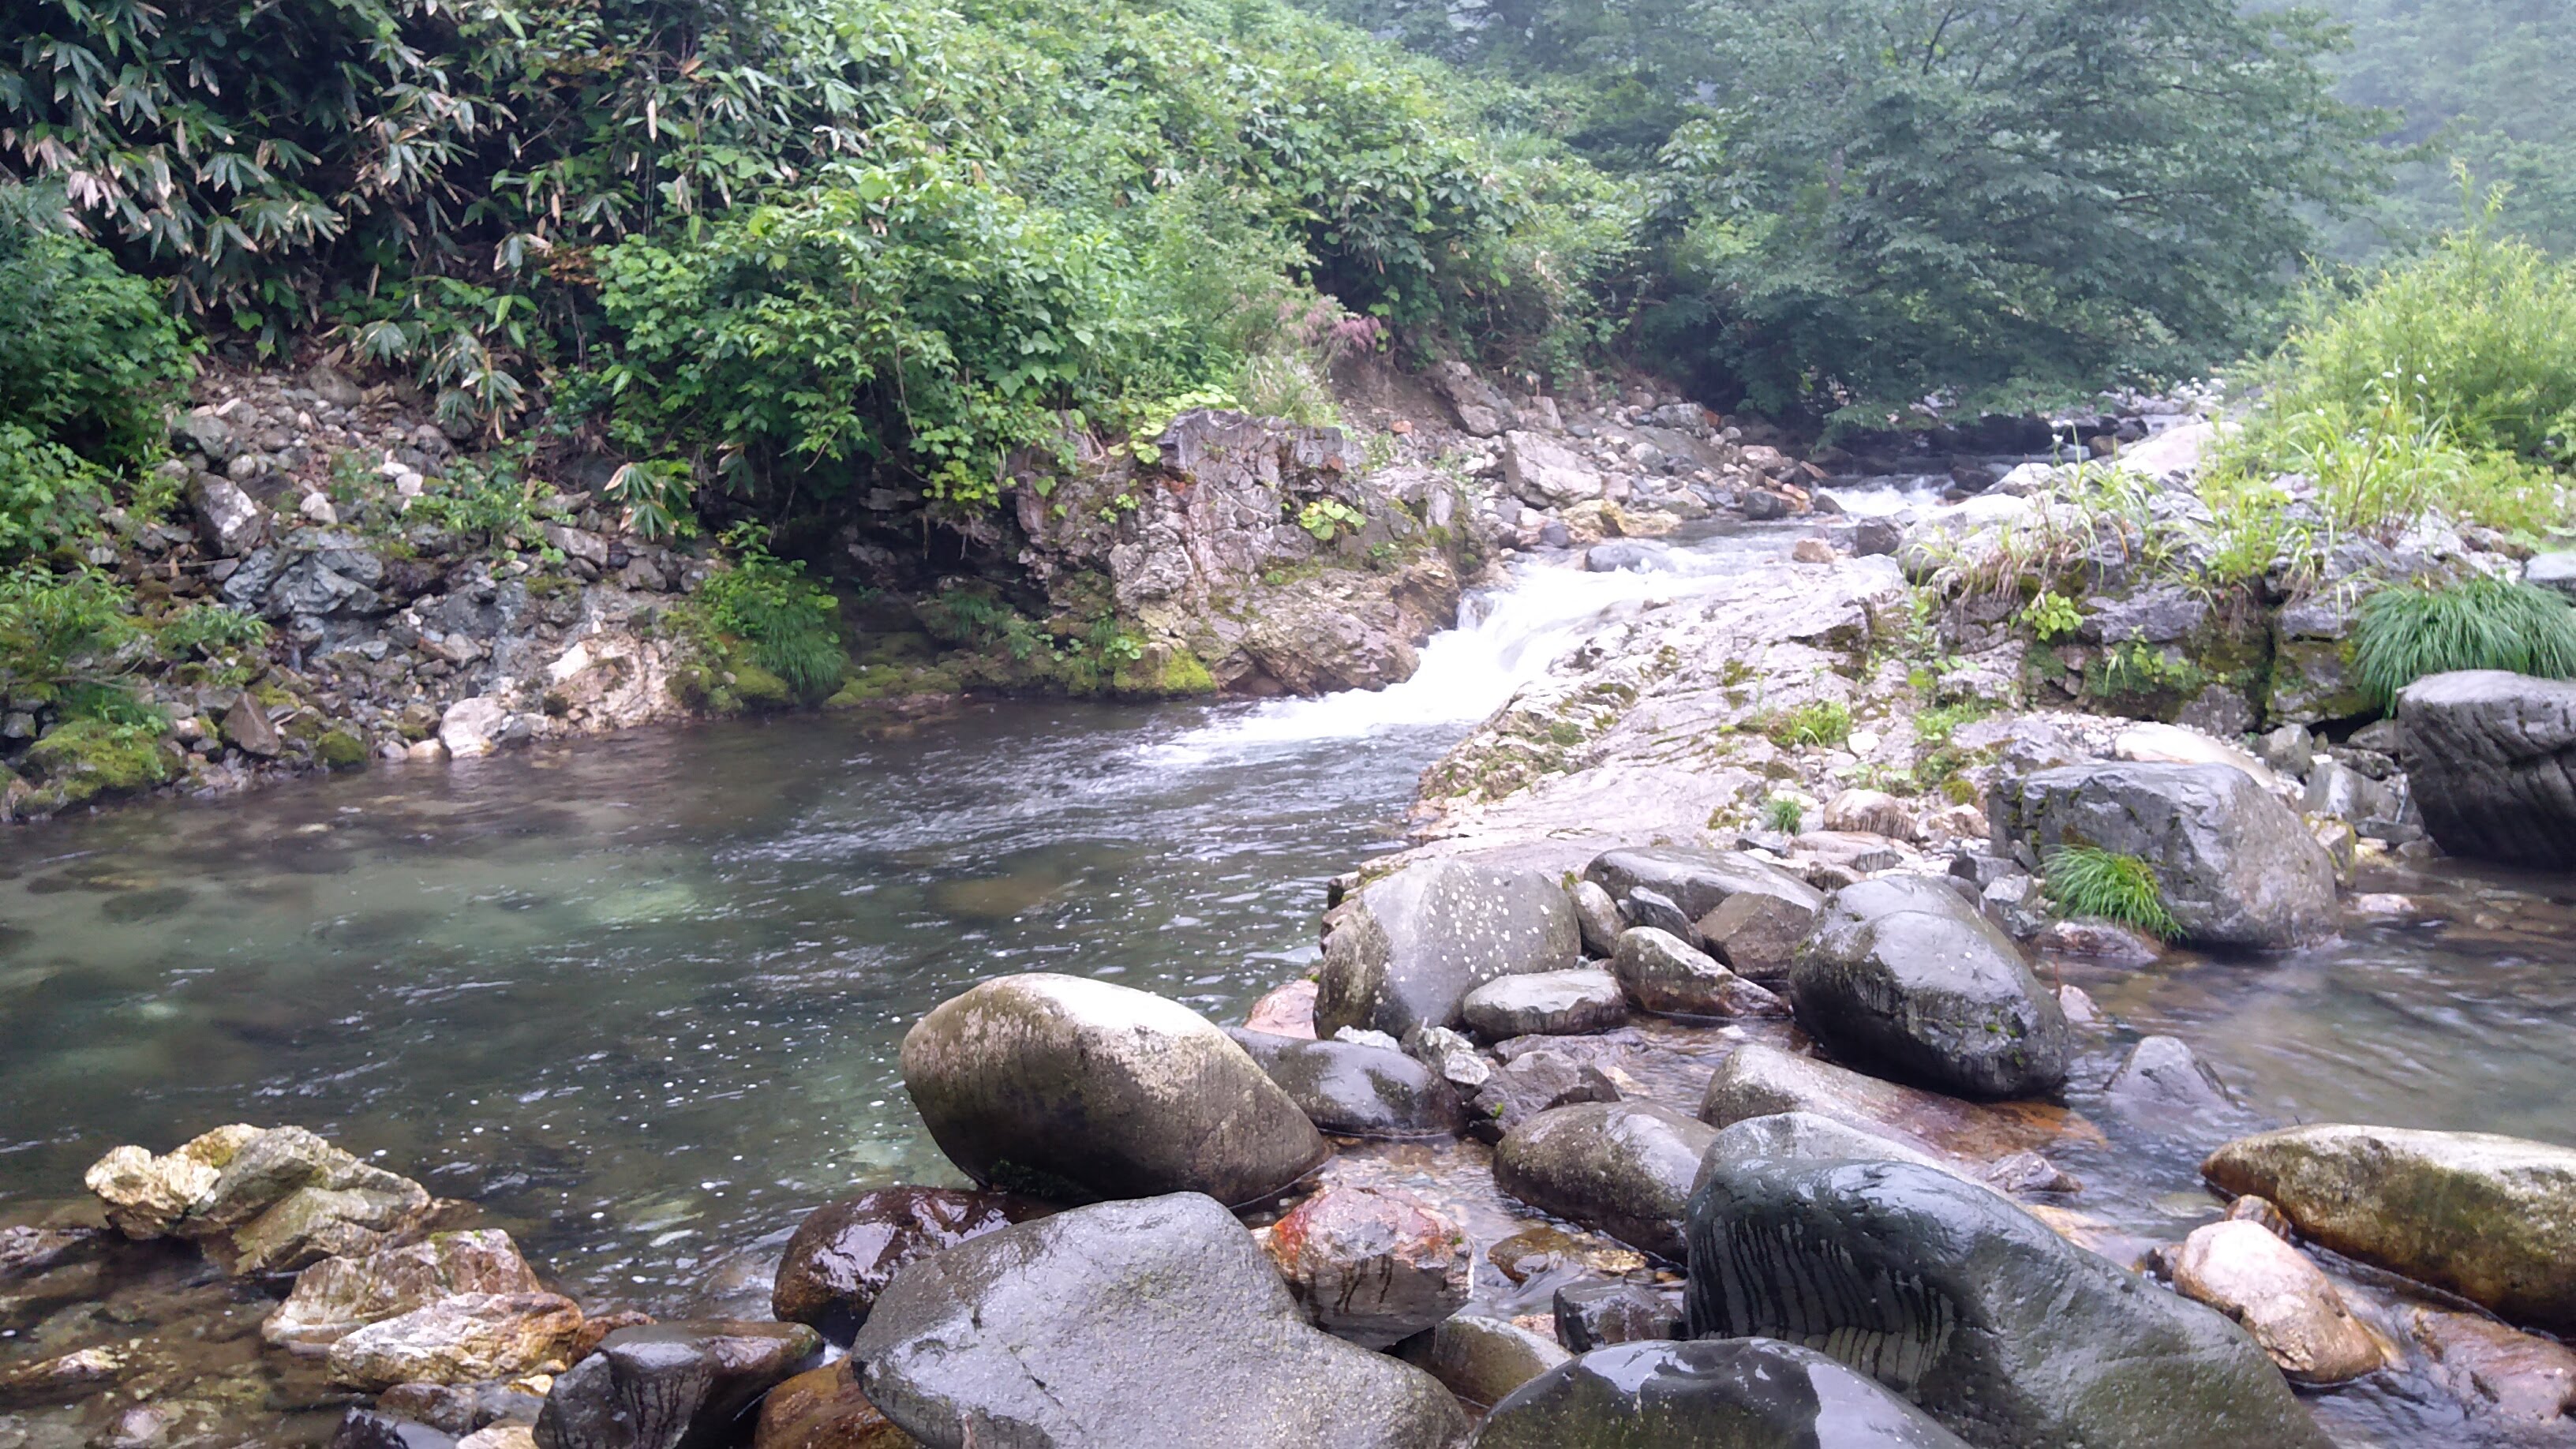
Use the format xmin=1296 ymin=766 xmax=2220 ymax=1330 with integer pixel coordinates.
xmin=2202 ymin=1124 xmax=2576 ymax=1330
xmin=1475 ymin=1339 xmax=1974 ymax=1449
xmin=1260 ymin=1186 xmax=1470 ymax=1348
xmin=84 ymin=1124 xmax=437 ymax=1275
xmin=769 ymin=1188 xmax=1045 ymax=1342
xmin=851 ymin=1193 xmax=1466 ymax=1448
xmin=1787 ymin=876 xmax=2069 ymax=1099
xmin=1226 ymin=1028 xmax=1467 ymax=1139
xmin=1991 ymin=762 xmax=2338 ymax=948
xmin=2396 ymin=671 xmax=2576 ymax=867
xmin=1494 ymin=1102 xmax=1718 ymax=1260
xmin=265 ymin=1230 xmax=542 ymax=1350
xmin=1686 ymin=1158 xmax=2327 ymax=1449
xmin=900 ymin=974 xmax=1327 ymax=1206
xmin=1314 ymin=859 xmax=1580 ymax=1039
xmin=2170 ymin=1221 xmax=2383 ymax=1384
xmin=532 ymin=1320 xmax=820 ymax=1449
xmin=328 ymin=1292 xmax=586 ymax=1391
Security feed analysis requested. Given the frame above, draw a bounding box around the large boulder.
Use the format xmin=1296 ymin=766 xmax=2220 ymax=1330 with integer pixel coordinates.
xmin=1685 ymin=1158 xmax=2327 ymax=1449
xmin=265 ymin=1230 xmax=541 ymax=1351
xmin=1503 ymin=431 xmax=1602 ymax=507
xmin=328 ymin=1292 xmax=586 ymax=1391
xmin=84 ymin=1124 xmax=436 ymax=1275
xmin=1581 ymin=849 xmax=1822 ymax=961
xmin=1990 ymin=762 xmax=2338 ymax=949
xmin=1609 ymin=929 xmax=1785 ymax=1019
xmin=1461 ymin=968 xmax=1629 ymax=1041
xmin=1786 ymin=877 xmax=2069 ymax=1099
xmin=1260 ymin=1186 xmax=1470 ymax=1349
xmin=851 ymin=1193 xmax=1466 ymax=1448
xmin=1494 ymin=1102 xmax=1717 ymax=1260
xmin=1315 ymin=860 xmax=1580 ymax=1039
xmin=1473 ymin=1339 xmax=1973 ymax=1449
xmin=534 ymin=1320 xmax=820 ymax=1449
xmin=770 ymin=1187 xmax=1045 ymax=1343
xmin=2202 ymin=1124 xmax=2576 ymax=1331
xmin=1411 ymin=1314 xmax=1569 ymax=1409
xmin=900 ymin=974 xmax=1327 ymax=1206
xmin=1225 ymin=1029 xmax=1466 ymax=1140
xmin=1690 ymin=1112 xmax=1966 ymax=1199
xmin=2396 ymin=671 xmax=2576 ymax=867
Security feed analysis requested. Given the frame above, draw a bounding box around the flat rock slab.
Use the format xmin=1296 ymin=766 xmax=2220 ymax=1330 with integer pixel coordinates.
xmin=1462 ymin=968 xmax=1631 ymax=1042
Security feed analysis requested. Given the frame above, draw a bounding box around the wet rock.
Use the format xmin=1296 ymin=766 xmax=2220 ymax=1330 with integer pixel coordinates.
xmin=533 ymin=1320 xmax=821 ymax=1449
xmin=1474 ymin=1338 xmax=1975 ymax=1449
xmin=1582 ymin=849 xmax=1821 ymax=947
xmin=1787 ymin=875 xmax=2069 ymax=1098
xmin=267 ymin=1229 xmax=543 ymax=1350
xmin=1315 ymin=859 xmax=1580 ymax=1039
xmin=1690 ymin=1110 xmax=1963 ymax=1193
xmin=1570 ymin=880 xmax=1623 ymax=957
xmin=1401 ymin=1024 xmax=1492 ymax=1092
xmin=0 ymin=1342 xmax=137 ymax=1407
xmin=221 ymin=691 xmax=284 ymax=758
xmin=1461 ymin=968 xmax=1629 ymax=1042
xmin=1226 ymin=1029 xmax=1466 ymax=1140
xmin=461 ymin=1430 xmax=540 ymax=1449
xmin=1686 ymin=1158 xmax=2327 ymax=1449
xmin=2170 ymin=1220 xmax=2384 ymax=1384
xmin=330 ymin=1291 xmax=586 ymax=1391
xmin=1550 ymin=1281 xmax=1682 ymax=1351
xmin=1991 ymin=762 xmax=2338 ymax=949
xmin=1503 ymin=431 xmax=1604 ymax=507
xmin=1982 ymin=1150 xmax=2080 ymax=1196
xmin=852 ymin=1192 xmax=1466 ymax=1448
xmin=1608 ymin=927 xmax=1784 ymax=1019
xmin=84 ymin=1123 xmax=260 ymax=1237
xmin=900 ymin=973 xmax=1327 ymax=1206
xmin=330 ymin=1409 xmax=462 ymax=1449
xmin=2202 ymin=1124 xmax=2576 ymax=1330
xmin=378 ymin=1381 xmax=548 ymax=1436
xmin=2409 ymin=1305 xmax=2576 ymax=1424
xmin=1495 ymin=1102 xmax=1717 ymax=1260
xmin=751 ymin=1361 xmax=918 ymax=1449
xmin=2103 ymin=1035 xmax=2235 ymax=1118
xmin=84 ymin=1123 xmax=436 ymax=1274
xmin=2027 ymin=917 xmax=2162 ymax=964
xmin=770 ymin=1187 xmax=1043 ymax=1343
xmin=1410 ymin=1313 xmax=1568 ymax=1409
xmin=1616 ymin=885 xmax=1695 ymax=940
xmin=1693 ymin=890 xmax=1820 ymax=983
xmin=1242 ymin=979 xmax=1317 ymax=1038
xmin=1465 ymin=1047 xmax=1621 ymax=1140
xmin=189 ymin=474 xmax=269 ymax=556
xmin=2397 ymin=670 xmax=2576 ymax=868
xmin=1260 ymin=1186 xmax=1470 ymax=1348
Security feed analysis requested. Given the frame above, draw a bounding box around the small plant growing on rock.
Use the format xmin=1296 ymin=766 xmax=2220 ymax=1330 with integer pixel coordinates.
xmin=156 ymin=603 xmax=269 ymax=660
xmin=2045 ymin=844 xmax=2181 ymax=940
xmin=1762 ymin=795 xmax=1803 ymax=833
xmin=1297 ymin=498 xmax=1365 ymax=541
xmin=2019 ymin=589 xmax=2083 ymax=642
xmin=1768 ymin=700 xmax=1852 ymax=749
xmin=2350 ymin=575 xmax=2576 ymax=708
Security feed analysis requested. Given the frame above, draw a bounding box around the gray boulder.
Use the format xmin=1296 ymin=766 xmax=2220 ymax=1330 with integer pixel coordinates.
xmin=2525 ymin=552 xmax=2576 ymax=602
xmin=1690 ymin=1111 xmax=1963 ymax=1198
xmin=1316 ymin=860 xmax=1580 ymax=1039
xmin=1787 ymin=876 xmax=2069 ymax=1098
xmin=1570 ymin=880 xmax=1624 ymax=957
xmin=900 ymin=974 xmax=1327 ymax=1206
xmin=1551 ymin=1281 xmax=1682 ymax=1352
xmin=1461 ymin=968 xmax=1629 ymax=1042
xmin=2103 ymin=1035 xmax=2236 ymax=1120
xmin=1494 ymin=1102 xmax=1717 ymax=1260
xmin=1685 ymin=1158 xmax=2328 ymax=1449
xmin=852 ymin=1193 xmax=1466 ymax=1448
xmin=1465 ymin=1048 xmax=1621 ymax=1140
xmin=2396 ymin=671 xmax=2576 ymax=868
xmin=534 ymin=1320 xmax=819 ymax=1449
xmin=1260 ymin=1185 xmax=1469 ymax=1349
xmin=1609 ymin=927 xmax=1785 ymax=1018
xmin=1474 ymin=1339 xmax=1973 ymax=1449
xmin=189 ymin=474 xmax=268 ymax=556
xmin=1990 ymin=762 xmax=2338 ymax=948
xmin=1582 ymin=849 xmax=1822 ymax=956
xmin=770 ymin=1186 xmax=1046 ymax=1342
xmin=1226 ymin=1028 xmax=1466 ymax=1139
xmin=2203 ymin=1124 xmax=2576 ymax=1331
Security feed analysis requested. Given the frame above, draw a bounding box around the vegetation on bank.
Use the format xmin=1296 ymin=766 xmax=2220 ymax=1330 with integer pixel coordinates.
xmin=2351 ymin=578 xmax=2576 ymax=706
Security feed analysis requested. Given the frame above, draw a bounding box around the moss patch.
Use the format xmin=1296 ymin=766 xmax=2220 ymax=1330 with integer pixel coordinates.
xmin=24 ymin=719 xmax=174 ymax=806
xmin=316 ymin=730 xmax=368 ymax=769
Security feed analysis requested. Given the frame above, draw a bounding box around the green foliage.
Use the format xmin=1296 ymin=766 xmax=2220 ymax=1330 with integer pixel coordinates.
xmin=1297 ymin=498 xmax=1366 ymax=541
xmin=2044 ymin=844 xmax=2181 ymax=940
xmin=1762 ymin=795 xmax=1803 ymax=834
xmin=0 ymin=567 xmax=141 ymax=717
xmin=404 ymin=455 xmax=548 ymax=548
xmin=697 ymin=530 xmax=844 ymax=699
xmin=1768 ymin=700 xmax=1852 ymax=750
xmin=0 ymin=186 xmax=192 ymax=467
xmin=605 ymin=462 xmax=699 ymax=542
xmin=2350 ymin=576 xmax=2576 ymax=707
xmin=156 ymin=604 xmax=271 ymax=661
xmin=0 ymin=424 xmax=110 ymax=562
xmin=2019 ymin=591 xmax=2084 ymax=645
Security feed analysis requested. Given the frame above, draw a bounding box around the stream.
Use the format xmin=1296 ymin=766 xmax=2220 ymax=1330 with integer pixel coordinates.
xmin=4 ymin=485 xmax=2573 ymax=1446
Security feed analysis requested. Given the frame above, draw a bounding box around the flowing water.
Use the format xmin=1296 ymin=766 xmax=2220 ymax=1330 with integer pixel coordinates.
xmin=4 ymin=486 xmax=2573 ymax=1445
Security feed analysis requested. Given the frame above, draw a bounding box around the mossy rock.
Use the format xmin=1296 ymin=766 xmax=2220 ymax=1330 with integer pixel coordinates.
xmin=316 ymin=730 xmax=368 ymax=769
xmin=729 ymin=661 xmax=796 ymax=710
xmin=1111 ymin=646 xmax=1216 ymax=697
xmin=23 ymin=719 xmax=175 ymax=807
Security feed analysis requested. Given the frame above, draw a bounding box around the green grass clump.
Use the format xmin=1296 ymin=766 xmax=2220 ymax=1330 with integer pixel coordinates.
xmin=1769 ymin=700 xmax=1853 ymax=750
xmin=698 ymin=530 xmax=845 ymax=701
xmin=1762 ymin=796 xmax=1803 ymax=834
xmin=2044 ymin=845 xmax=2181 ymax=940
xmin=2350 ymin=576 xmax=2576 ymax=708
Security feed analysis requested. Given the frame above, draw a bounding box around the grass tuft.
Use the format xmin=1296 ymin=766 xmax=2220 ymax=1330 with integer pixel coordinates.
xmin=1762 ymin=795 xmax=1803 ymax=834
xmin=2350 ymin=576 xmax=2576 ymax=708
xmin=2044 ymin=844 xmax=2181 ymax=940
xmin=1769 ymin=700 xmax=1853 ymax=750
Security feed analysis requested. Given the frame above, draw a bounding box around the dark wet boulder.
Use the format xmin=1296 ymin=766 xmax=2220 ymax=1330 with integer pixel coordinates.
xmin=1316 ymin=859 xmax=1582 ymax=1038
xmin=852 ymin=1193 xmax=1466 ymax=1448
xmin=1609 ymin=928 xmax=1785 ymax=1018
xmin=329 ymin=1409 xmax=459 ymax=1449
xmin=1582 ymin=849 xmax=1822 ymax=955
xmin=1685 ymin=1158 xmax=2325 ymax=1449
xmin=2103 ymin=1035 xmax=2236 ymax=1120
xmin=1495 ymin=1103 xmax=1718 ymax=1260
xmin=1260 ymin=1185 xmax=1470 ymax=1348
xmin=900 ymin=974 xmax=1327 ymax=1206
xmin=2396 ymin=671 xmax=2576 ymax=868
xmin=376 ymin=1381 xmax=546 ymax=1437
xmin=1787 ymin=876 xmax=2069 ymax=1099
xmin=1990 ymin=762 xmax=2337 ymax=949
xmin=1466 ymin=1048 xmax=1621 ymax=1141
xmin=534 ymin=1320 xmax=820 ymax=1449
xmin=1461 ymin=968 xmax=1629 ymax=1042
xmin=1226 ymin=1028 xmax=1466 ymax=1139
xmin=1552 ymin=1281 xmax=1682 ymax=1352
xmin=751 ymin=1361 xmax=916 ymax=1449
xmin=770 ymin=1187 xmax=1046 ymax=1343
xmin=2203 ymin=1124 xmax=2576 ymax=1331
xmin=1690 ymin=1111 xmax=1965 ymax=1198
xmin=1473 ymin=1339 xmax=1972 ymax=1449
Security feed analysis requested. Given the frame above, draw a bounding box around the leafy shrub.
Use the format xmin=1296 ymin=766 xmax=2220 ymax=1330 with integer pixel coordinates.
xmin=2350 ymin=576 xmax=2576 ymax=707
xmin=0 ymin=567 xmax=140 ymax=716
xmin=1762 ymin=795 xmax=1804 ymax=834
xmin=405 ymin=455 xmax=545 ymax=547
xmin=0 ymin=187 xmax=191 ymax=466
xmin=2019 ymin=591 xmax=2084 ymax=644
xmin=605 ymin=462 xmax=698 ymax=543
xmin=0 ymin=424 xmax=110 ymax=562
xmin=698 ymin=534 xmax=844 ymax=698
xmin=1769 ymin=700 xmax=1852 ymax=750
xmin=157 ymin=604 xmax=271 ymax=660
xmin=2045 ymin=845 xmax=2181 ymax=940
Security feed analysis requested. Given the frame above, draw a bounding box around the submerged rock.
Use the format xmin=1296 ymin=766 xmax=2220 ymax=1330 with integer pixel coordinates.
xmin=1990 ymin=762 xmax=2338 ymax=949
xmin=2398 ymin=670 xmax=2576 ymax=867
xmin=1475 ymin=1339 xmax=1973 ymax=1449
xmin=2202 ymin=1124 xmax=2576 ymax=1331
xmin=900 ymin=973 xmax=1327 ymax=1206
xmin=1260 ymin=1185 xmax=1470 ymax=1349
xmin=266 ymin=1230 xmax=542 ymax=1351
xmin=1551 ymin=1281 xmax=1682 ymax=1351
xmin=84 ymin=1123 xmax=436 ymax=1275
xmin=2409 ymin=1305 xmax=2576 ymax=1425
xmin=1495 ymin=1102 xmax=1717 ymax=1260
xmin=1410 ymin=1313 xmax=1569 ymax=1409
xmin=770 ymin=1187 xmax=1044 ymax=1343
xmin=1686 ymin=1157 xmax=2327 ymax=1448
xmin=1226 ymin=1028 xmax=1466 ymax=1139
xmin=329 ymin=1291 xmax=585 ymax=1391
xmin=2103 ymin=1035 xmax=2236 ymax=1119
xmin=751 ymin=1361 xmax=917 ymax=1449
xmin=1609 ymin=928 xmax=1785 ymax=1019
xmin=2170 ymin=1220 xmax=2384 ymax=1384
xmin=1787 ymin=876 xmax=2069 ymax=1099
xmin=852 ymin=1193 xmax=1466 ymax=1448
xmin=1315 ymin=859 xmax=1580 ymax=1039
xmin=1461 ymin=968 xmax=1630 ymax=1041
xmin=532 ymin=1320 xmax=821 ymax=1449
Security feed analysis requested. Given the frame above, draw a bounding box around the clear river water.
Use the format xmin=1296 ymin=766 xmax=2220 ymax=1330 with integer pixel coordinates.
xmin=3 ymin=490 xmax=2573 ymax=1446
